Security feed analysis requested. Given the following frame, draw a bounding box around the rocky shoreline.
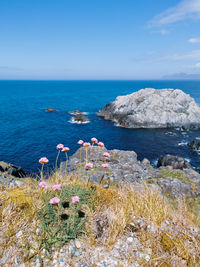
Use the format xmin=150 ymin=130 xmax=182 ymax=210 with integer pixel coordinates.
xmin=59 ymin=146 xmax=200 ymax=199
xmin=2 ymin=143 xmax=199 ymax=199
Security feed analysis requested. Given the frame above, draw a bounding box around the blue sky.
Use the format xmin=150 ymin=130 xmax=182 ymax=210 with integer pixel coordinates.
xmin=0 ymin=0 xmax=200 ymax=79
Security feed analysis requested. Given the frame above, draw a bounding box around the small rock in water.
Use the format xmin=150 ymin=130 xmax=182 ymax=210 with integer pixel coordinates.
xmin=46 ymin=108 xmax=56 ymax=112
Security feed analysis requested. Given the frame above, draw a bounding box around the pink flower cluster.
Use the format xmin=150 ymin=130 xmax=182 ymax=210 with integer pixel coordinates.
xmin=83 ymin=142 xmax=91 ymax=147
xmin=56 ymin=144 xmax=64 ymax=150
xmin=39 ymin=157 xmax=49 ymax=164
xmin=78 ymin=140 xmax=84 ymax=145
xmin=91 ymin=137 xmax=98 ymax=144
xmin=86 ymin=162 xmax=93 ymax=169
xmin=103 ymin=152 xmax=110 ymax=158
xmin=62 ymin=147 xmax=70 ymax=152
xmin=49 ymin=195 xmax=80 ymax=206
xmin=102 ymin=163 xmax=108 ymax=169
xmin=49 ymin=197 xmax=60 ymax=205
xmin=78 ymin=138 xmax=104 ymax=148
xmin=39 ymin=181 xmax=48 ymax=189
xmin=72 ymin=196 xmax=80 ymax=204
xmin=52 ymin=184 xmax=61 ymax=191
xmin=98 ymin=142 xmax=104 ymax=148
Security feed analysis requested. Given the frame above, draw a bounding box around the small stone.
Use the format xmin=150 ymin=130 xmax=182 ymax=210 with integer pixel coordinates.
xmin=75 ymin=250 xmax=82 ymax=257
xmin=29 ymin=249 xmax=35 ymax=254
xmin=15 ymin=257 xmax=20 ymax=265
xmin=75 ymin=239 xmax=81 ymax=249
xmin=147 ymin=225 xmax=155 ymax=232
xmin=127 ymin=237 xmax=134 ymax=243
xmin=58 ymin=258 xmax=64 ymax=263
xmin=145 ymin=254 xmax=151 ymax=262
xmin=16 ymin=230 xmax=23 ymax=238
xmin=36 ymin=228 xmax=40 ymax=235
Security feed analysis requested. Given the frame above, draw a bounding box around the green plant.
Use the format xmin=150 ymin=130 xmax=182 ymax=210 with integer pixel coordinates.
xmin=39 ymin=184 xmax=96 ymax=250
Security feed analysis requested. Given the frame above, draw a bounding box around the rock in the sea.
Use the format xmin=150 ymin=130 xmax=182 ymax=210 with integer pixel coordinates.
xmin=69 ymin=110 xmax=82 ymax=115
xmin=73 ymin=114 xmax=90 ymax=123
xmin=157 ymin=155 xmax=191 ymax=170
xmin=188 ymin=139 xmax=200 ymax=151
xmin=45 ymin=108 xmax=56 ymax=112
xmin=0 ymin=161 xmax=26 ymax=178
xmin=98 ymin=88 xmax=200 ymax=129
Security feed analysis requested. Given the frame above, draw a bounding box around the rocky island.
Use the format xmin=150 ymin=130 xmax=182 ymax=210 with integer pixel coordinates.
xmin=98 ymin=88 xmax=200 ymax=129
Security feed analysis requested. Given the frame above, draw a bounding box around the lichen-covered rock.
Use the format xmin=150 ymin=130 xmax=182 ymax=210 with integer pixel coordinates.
xmin=60 ymin=147 xmax=200 ymax=198
xmin=98 ymin=88 xmax=200 ymax=129
xmin=157 ymin=155 xmax=192 ymax=170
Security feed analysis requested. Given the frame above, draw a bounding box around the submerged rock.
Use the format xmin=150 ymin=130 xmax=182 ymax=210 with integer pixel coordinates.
xmin=98 ymin=88 xmax=200 ymax=129
xmin=45 ymin=108 xmax=56 ymax=112
xmin=69 ymin=110 xmax=82 ymax=115
xmin=157 ymin=155 xmax=192 ymax=170
xmin=188 ymin=139 xmax=200 ymax=151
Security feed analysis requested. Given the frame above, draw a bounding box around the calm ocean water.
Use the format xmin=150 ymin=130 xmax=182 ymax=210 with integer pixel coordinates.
xmin=0 ymin=80 xmax=200 ymax=174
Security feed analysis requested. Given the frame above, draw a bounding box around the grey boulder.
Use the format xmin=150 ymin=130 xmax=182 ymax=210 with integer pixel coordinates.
xmin=98 ymin=88 xmax=200 ymax=129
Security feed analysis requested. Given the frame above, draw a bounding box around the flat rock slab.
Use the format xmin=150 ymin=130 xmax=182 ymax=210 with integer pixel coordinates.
xmin=98 ymin=88 xmax=200 ymax=129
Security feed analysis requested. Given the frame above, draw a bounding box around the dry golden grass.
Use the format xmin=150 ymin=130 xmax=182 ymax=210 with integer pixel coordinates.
xmin=0 ymin=173 xmax=199 ymax=266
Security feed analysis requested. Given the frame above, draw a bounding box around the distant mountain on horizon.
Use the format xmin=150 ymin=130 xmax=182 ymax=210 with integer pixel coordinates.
xmin=163 ymin=73 xmax=200 ymax=80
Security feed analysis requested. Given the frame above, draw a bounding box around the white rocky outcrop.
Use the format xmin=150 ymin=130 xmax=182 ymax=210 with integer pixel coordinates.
xmin=98 ymin=88 xmax=200 ymax=129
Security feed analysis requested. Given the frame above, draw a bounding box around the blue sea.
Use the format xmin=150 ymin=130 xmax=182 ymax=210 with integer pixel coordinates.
xmin=0 ymin=80 xmax=200 ymax=174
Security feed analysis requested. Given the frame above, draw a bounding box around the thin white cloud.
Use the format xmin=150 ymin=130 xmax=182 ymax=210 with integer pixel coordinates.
xmin=159 ymin=29 xmax=169 ymax=35
xmin=188 ymin=37 xmax=200 ymax=43
xmin=156 ymin=50 xmax=200 ymax=61
xmin=195 ymin=62 xmax=200 ymax=67
xmin=149 ymin=0 xmax=200 ymax=27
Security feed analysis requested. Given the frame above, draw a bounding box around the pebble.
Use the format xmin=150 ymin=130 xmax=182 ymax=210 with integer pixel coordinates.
xmin=36 ymin=228 xmax=40 ymax=235
xmin=16 ymin=230 xmax=23 ymax=238
xmin=75 ymin=239 xmax=81 ymax=249
xmin=127 ymin=237 xmax=134 ymax=243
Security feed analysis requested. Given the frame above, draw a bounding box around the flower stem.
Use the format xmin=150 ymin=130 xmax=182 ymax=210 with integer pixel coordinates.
xmin=65 ymin=152 xmax=68 ymax=176
xmin=55 ymin=150 xmax=60 ymax=170
xmin=41 ymin=164 xmax=44 ymax=180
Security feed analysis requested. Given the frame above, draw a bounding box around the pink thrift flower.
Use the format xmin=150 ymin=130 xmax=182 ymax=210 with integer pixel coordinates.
xmin=52 ymin=184 xmax=61 ymax=191
xmin=98 ymin=142 xmax=104 ymax=148
xmin=49 ymin=197 xmax=60 ymax=205
xmin=78 ymin=140 xmax=84 ymax=145
xmin=56 ymin=144 xmax=64 ymax=150
xmin=83 ymin=142 xmax=91 ymax=147
xmin=39 ymin=181 xmax=48 ymax=189
xmin=103 ymin=152 xmax=110 ymax=158
xmin=91 ymin=137 xmax=98 ymax=144
xmin=102 ymin=163 xmax=108 ymax=169
xmin=72 ymin=196 xmax=80 ymax=204
xmin=62 ymin=147 xmax=70 ymax=152
xmin=39 ymin=157 xmax=49 ymax=164
xmin=86 ymin=162 xmax=93 ymax=169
